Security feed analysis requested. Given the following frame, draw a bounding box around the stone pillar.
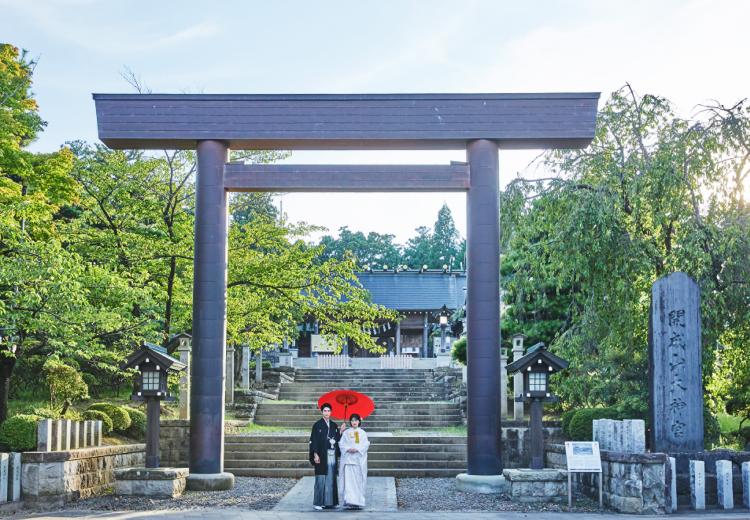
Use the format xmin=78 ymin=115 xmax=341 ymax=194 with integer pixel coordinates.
xmin=189 ymin=140 xmax=234 ymax=490
xmin=742 ymin=461 xmax=750 ymax=509
xmin=255 ymin=351 xmax=263 ymax=383
xmin=464 ymin=139 xmax=501 ymax=476
xmin=225 ymin=344 xmax=235 ymax=406
xmin=81 ymin=421 xmax=89 ymax=448
xmin=177 ymin=337 xmax=191 ymax=421
xmin=422 ymin=312 xmax=429 ymax=358
xmin=240 ymin=345 xmax=250 ymax=389
xmin=649 ymin=272 xmax=703 ymax=452
xmin=500 ymin=348 xmax=508 ymax=419
xmin=93 ymin=420 xmax=102 ymax=446
xmin=0 ymin=453 xmax=8 ymax=502
xmin=8 ymin=453 xmax=20 ymax=502
xmin=52 ymin=419 xmax=63 ymax=451
xmin=395 ymin=321 xmax=401 ymax=355
xmin=37 ymin=419 xmax=52 ymax=452
xmin=512 ymin=335 xmax=525 ymax=421
xmin=716 ymin=459 xmax=733 ymax=509
xmin=61 ymin=420 xmax=72 ymax=451
xmin=71 ymin=421 xmax=80 ymax=450
xmin=689 ymin=460 xmax=705 ymax=510
xmin=668 ymin=456 xmax=677 ymax=513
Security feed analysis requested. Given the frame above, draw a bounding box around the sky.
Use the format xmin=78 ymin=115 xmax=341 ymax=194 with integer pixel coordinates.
xmin=2 ymin=0 xmax=749 ymax=243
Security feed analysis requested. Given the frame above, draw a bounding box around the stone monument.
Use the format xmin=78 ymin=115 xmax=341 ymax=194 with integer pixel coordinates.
xmin=649 ymin=272 xmax=703 ymax=452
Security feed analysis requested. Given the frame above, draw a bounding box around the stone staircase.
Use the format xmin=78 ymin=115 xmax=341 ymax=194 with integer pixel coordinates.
xmin=224 ymin=434 xmax=466 ymax=477
xmin=226 ymin=367 xmax=467 ymax=477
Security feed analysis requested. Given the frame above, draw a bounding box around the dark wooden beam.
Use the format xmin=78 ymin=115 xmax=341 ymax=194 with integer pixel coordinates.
xmin=93 ymin=92 xmax=599 ymax=150
xmin=223 ymin=163 xmax=470 ymax=192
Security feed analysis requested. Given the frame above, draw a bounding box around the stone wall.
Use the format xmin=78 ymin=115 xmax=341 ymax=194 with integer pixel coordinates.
xmin=160 ymin=420 xmax=190 ymax=468
xmin=21 ymin=444 xmax=144 ymax=506
xmin=546 ymin=444 xmax=668 ymax=514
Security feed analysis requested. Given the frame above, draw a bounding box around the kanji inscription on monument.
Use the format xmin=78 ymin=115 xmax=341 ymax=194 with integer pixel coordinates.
xmin=649 ymin=272 xmax=704 ymax=452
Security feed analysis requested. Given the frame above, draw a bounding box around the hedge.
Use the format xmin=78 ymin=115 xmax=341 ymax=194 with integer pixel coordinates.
xmin=567 ymin=407 xmax=620 ymax=441
xmin=560 ymin=409 xmax=578 ymax=438
xmin=88 ymin=403 xmax=131 ymax=432
xmin=0 ymin=414 xmax=41 ymax=451
xmin=82 ymin=409 xmax=113 ymax=434
xmin=123 ymin=406 xmax=147 ymax=440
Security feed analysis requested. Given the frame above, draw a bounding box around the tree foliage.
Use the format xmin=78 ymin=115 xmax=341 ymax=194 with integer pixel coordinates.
xmin=501 ymin=85 xmax=750 ymax=416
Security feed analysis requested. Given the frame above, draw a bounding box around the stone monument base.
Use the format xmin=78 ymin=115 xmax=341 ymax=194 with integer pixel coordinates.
xmin=456 ymin=473 xmax=508 ymax=494
xmin=186 ymin=471 xmax=235 ymax=491
xmin=502 ymin=468 xmax=567 ymax=503
xmin=114 ymin=467 xmax=188 ymax=498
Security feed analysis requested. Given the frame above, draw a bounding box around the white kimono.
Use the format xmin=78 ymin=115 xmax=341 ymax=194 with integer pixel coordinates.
xmin=337 ymin=427 xmax=370 ymax=507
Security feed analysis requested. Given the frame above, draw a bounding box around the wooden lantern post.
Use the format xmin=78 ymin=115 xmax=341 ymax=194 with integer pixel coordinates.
xmin=121 ymin=342 xmax=187 ymax=468
xmin=506 ymin=342 xmax=569 ymax=470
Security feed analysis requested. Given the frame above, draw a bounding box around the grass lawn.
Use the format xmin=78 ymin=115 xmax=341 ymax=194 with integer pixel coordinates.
xmin=718 ymin=412 xmax=744 ymax=434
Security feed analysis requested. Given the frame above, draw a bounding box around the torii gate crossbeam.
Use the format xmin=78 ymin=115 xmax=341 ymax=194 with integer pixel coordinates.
xmin=94 ymin=92 xmax=599 ymax=491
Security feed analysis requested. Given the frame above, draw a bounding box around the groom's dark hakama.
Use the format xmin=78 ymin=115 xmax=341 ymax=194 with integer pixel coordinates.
xmin=309 ymin=418 xmax=341 ymax=507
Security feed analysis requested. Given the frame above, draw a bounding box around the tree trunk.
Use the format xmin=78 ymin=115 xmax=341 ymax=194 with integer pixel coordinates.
xmin=163 ymin=255 xmax=177 ymax=342
xmin=0 ymin=356 xmax=17 ymax=424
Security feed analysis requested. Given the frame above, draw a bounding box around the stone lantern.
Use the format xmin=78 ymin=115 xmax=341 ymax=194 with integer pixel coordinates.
xmin=506 ymin=342 xmax=569 ymax=469
xmin=115 ymin=342 xmax=189 ymax=497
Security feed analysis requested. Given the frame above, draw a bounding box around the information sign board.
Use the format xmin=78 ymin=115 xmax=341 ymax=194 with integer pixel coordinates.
xmin=565 ymin=441 xmax=602 ymax=472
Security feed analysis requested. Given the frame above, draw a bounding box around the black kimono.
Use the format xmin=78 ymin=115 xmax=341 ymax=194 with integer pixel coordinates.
xmin=309 ymin=417 xmax=341 ymax=507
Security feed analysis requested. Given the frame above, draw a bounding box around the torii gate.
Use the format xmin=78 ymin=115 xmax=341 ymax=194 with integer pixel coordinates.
xmin=94 ymin=92 xmax=599 ymax=491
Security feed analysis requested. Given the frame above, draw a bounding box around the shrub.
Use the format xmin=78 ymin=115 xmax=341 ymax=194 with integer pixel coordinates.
xmin=248 ymin=360 xmax=273 ymax=370
xmin=451 ymin=337 xmax=467 ymax=365
xmin=704 ymin=407 xmax=721 ymax=448
xmin=568 ymin=407 xmax=621 ymax=441
xmin=87 ymin=403 xmax=131 ymax=432
xmin=0 ymin=414 xmax=41 ymax=451
xmin=43 ymin=358 xmax=89 ymax=410
xmin=561 ymin=409 xmax=578 ymax=438
xmin=63 ymin=408 xmax=83 ymax=422
xmin=19 ymin=406 xmax=60 ymax=419
xmin=123 ymin=406 xmax=147 ymax=440
xmin=82 ymin=410 xmax=113 ymax=435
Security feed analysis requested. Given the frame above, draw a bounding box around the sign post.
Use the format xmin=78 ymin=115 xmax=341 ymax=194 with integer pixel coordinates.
xmin=565 ymin=441 xmax=603 ymax=509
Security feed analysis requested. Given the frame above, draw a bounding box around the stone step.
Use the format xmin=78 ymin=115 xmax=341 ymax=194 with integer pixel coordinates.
xmin=257 ymin=403 xmax=458 ymax=411
xmin=281 ymin=381 xmax=445 ymax=392
xmin=227 ymin=468 xmax=462 ymax=478
xmin=253 ymin=423 xmax=461 ymax=431
xmin=225 ymin=451 xmax=466 ymax=461
xmin=225 ymin=442 xmax=468 ymax=453
xmin=279 ymin=391 xmax=445 ymax=397
xmin=254 ymin=411 xmax=461 ymax=420
xmin=225 ymin=458 xmax=466 ymax=470
xmin=225 ymin=435 xmax=466 ymax=445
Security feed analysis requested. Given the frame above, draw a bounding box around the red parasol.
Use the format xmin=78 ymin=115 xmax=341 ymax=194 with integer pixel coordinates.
xmin=317 ymin=389 xmax=375 ymax=421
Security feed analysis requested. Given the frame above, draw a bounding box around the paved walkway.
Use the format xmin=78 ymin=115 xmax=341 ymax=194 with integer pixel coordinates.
xmin=273 ymin=476 xmax=396 ymax=511
xmin=17 ymin=511 xmax=750 ymax=519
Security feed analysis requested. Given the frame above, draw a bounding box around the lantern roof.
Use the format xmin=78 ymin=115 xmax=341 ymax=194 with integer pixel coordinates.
xmin=165 ymin=332 xmax=192 ymax=354
xmin=506 ymin=342 xmax=569 ymax=374
xmin=121 ymin=341 xmax=187 ymax=372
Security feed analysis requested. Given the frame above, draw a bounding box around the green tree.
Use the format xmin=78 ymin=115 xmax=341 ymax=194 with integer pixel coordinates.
xmin=403 ymin=226 xmax=433 ymax=268
xmin=319 ymin=227 xmax=402 ymax=269
xmin=432 ymin=203 xmax=461 ymax=267
xmin=500 ymin=85 xmax=750 ymax=414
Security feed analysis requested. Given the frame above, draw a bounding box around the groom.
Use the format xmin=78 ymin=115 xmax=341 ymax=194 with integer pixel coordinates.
xmin=309 ymin=402 xmax=341 ymax=510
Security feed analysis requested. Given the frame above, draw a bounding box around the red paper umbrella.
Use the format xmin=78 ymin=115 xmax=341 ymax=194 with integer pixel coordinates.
xmin=317 ymin=389 xmax=375 ymax=421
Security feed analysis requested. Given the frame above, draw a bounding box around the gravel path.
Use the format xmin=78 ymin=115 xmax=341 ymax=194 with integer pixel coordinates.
xmin=58 ymin=477 xmax=296 ymax=512
xmin=396 ymin=478 xmax=601 ymax=512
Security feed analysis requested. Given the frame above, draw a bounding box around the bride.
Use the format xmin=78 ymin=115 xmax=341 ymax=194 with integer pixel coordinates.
xmin=338 ymin=413 xmax=370 ymax=509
